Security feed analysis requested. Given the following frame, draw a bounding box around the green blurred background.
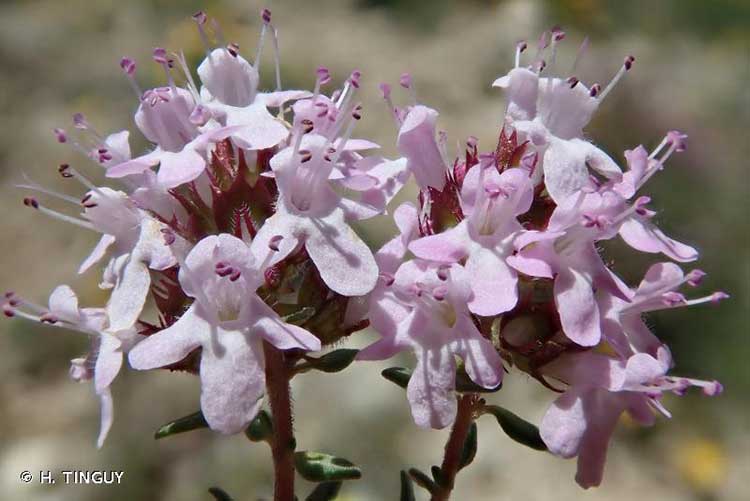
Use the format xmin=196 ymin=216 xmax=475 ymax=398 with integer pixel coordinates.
xmin=1 ymin=0 xmax=748 ymax=499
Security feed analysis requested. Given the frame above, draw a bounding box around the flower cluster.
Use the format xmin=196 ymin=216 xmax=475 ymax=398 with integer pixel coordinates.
xmin=4 ymin=12 xmax=726 ymax=492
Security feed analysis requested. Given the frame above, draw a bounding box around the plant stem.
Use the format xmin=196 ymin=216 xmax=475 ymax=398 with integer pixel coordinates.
xmin=264 ymin=342 xmax=296 ymax=501
xmin=431 ymin=395 xmax=476 ymax=501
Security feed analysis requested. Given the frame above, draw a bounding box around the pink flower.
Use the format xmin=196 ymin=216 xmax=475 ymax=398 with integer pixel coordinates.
xmin=3 ymin=286 xmax=141 ymax=448
xmin=359 ymin=261 xmax=503 ymax=428
xmin=198 ymin=48 xmax=310 ymax=151
xmin=601 ymin=262 xmax=728 ymax=357
xmin=409 ymin=165 xmax=534 ymax=316
xmin=539 ymin=348 xmax=722 ymax=488
xmin=128 ymin=234 xmax=320 ymax=433
xmin=492 ymin=36 xmax=631 ymax=202
xmin=397 ymin=105 xmax=449 ymax=190
xmin=250 ymin=132 xmax=379 ymax=296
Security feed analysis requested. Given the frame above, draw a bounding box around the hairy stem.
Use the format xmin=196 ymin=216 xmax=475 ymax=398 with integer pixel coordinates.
xmin=264 ymin=342 xmax=296 ymax=501
xmin=431 ymin=395 xmax=476 ymax=501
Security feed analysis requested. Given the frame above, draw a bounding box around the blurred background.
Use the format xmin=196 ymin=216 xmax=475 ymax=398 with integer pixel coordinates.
xmin=1 ymin=0 xmax=748 ymax=499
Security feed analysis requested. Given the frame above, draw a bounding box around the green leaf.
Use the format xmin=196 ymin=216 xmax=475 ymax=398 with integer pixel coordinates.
xmin=207 ymin=486 xmax=233 ymax=501
xmin=407 ymin=468 xmax=436 ymax=494
xmin=458 ymin=422 xmax=478 ymax=470
xmin=282 ymin=307 xmax=317 ymax=325
xmin=381 ymin=367 xmax=412 ymax=389
xmin=431 ymin=465 xmax=447 ymax=487
xmin=484 ymin=405 xmax=547 ymax=451
xmin=399 ymin=470 xmax=415 ymax=501
xmin=306 ymin=349 xmax=359 ymax=373
xmin=154 ymin=411 xmax=207 ymax=439
xmin=306 ymin=481 xmax=342 ymax=501
xmin=294 ymin=451 xmax=362 ymax=482
xmin=244 ymin=410 xmax=273 ymax=442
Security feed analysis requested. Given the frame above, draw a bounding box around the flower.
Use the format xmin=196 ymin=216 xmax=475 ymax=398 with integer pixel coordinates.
xmin=359 ymin=261 xmax=503 ymax=428
xmin=249 ymin=129 xmax=379 ymax=296
xmin=3 ymin=286 xmax=141 ymax=448
xmin=492 ymin=34 xmax=630 ymax=203
xmin=128 ymin=234 xmax=320 ymax=433
xmin=409 ymin=165 xmax=534 ymax=316
xmin=539 ymin=347 xmax=722 ymax=488
xmin=600 ymin=262 xmax=728 ymax=358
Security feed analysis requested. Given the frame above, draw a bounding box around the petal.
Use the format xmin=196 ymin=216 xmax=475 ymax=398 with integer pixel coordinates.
xmin=259 ymin=89 xmax=312 ymax=108
xmin=542 ymin=139 xmax=590 ymax=204
xmin=305 ymin=210 xmax=378 ymax=296
xmin=132 ymin=218 xmax=177 ymax=271
xmin=576 ymin=392 xmax=624 ymax=489
xmin=253 ymin=302 xmax=321 ymax=351
xmin=407 ymin=345 xmax=457 ymax=429
xmin=397 ymin=105 xmax=447 ymax=190
xmin=106 ymin=149 xmax=162 ymax=178
xmin=127 ymin=304 xmax=204 ymax=370
xmin=48 ymin=285 xmax=80 ymax=321
xmin=155 ymin=148 xmax=206 ymax=188
xmin=554 ymin=268 xmax=601 ymax=346
xmin=492 ymin=67 xmax=539 ymax=121
xmin=249 ymin=209 xmax=302 ymax=270
xmin=465 ymin=246 xmax=518 ymax=316
xmin=583 ymin=143 xmax=622 ymax=182
xmin=94 ymin=335 xmax=123 ymax=394
xmin=96 ymin=388 xmax=114 ymax=449
xmin=619 ymin=217 xmax=698 ymax=262
xmin=228 ymin=102 xmax=289 ymax=150
xmin=79 ymin=234 xmax=115 ymax=274
xmin=106 ymin=255 xmax=151 ymax=332
xmin=450 ymin=318 xmax=503 ymax=389
xmin=540 ymin=389 xmax=586 ymax=458
xmin=199 ymin=331 xmax=265 ymax=433
xmin=408 ymin=222 xmax=469 ymax=263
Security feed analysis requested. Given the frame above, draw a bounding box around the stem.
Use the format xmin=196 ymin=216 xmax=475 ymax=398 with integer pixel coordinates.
xmin=264 ymin=341 xmax=296 ymax=501
xmin=431 ymin=395 xmax=477 ymax=501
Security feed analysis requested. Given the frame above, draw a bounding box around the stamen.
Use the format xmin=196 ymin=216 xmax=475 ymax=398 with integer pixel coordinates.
xmin=119 ymin=57 xmax=142 ymax=98
xmin=268 ymin=235 xmax=283 ymax=252
xmin=312 ymin=66 xmax=331 ymax=102
xmin=23 ymin=197 xmax=96 ymax=231
xmin=686 ymin=269 xmax=706 ymax=287
xmin=254 ymin=9 xmax=269 ymax=67
xmin=54 ymin=128 xmax=67 ymax=143
xmin=379 ymin=82 xmax=401 ymax=126
xmin=16 ymin=173 xmax=80 ymax=205
xmin=514 ymin=40 xmax=527 ymax=68
xmin=399 ymin=72 xmax=417 ymax=104
xmin=190 ymin=12 xmax=213 ymax=68
xmin=598 ymin=55 xmax=635 ymax=102
xmin=153 ymin=48 xmax=177 ymax=93
xmin=589 ymin=83 xmax=601 ymax=97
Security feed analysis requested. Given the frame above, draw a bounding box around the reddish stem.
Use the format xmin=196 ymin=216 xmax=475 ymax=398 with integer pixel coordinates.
xmin=431 ymin=395 xmax=477 ymax=501
xmin=263 ymin=342 xmax=296 ymax=501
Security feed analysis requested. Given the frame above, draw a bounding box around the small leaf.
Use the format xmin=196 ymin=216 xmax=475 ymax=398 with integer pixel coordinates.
xmin=306 ymin=481 xmax=342 ymax=501
xmin=458 ymin=423 xmax=478 ymax=470
xmin=294 ymin=451 xmax=362 ymax=482
xmin=407 ymin=468 xmax=436 ymax=494
xmin=208 ymin=486 xmax=233 ymax=501
xmin=431 ymin=465 xmax=447 ymax=487
xmin=399 ymin=470 xmax=415 ymax=501
xmin=282 ymin=307 xmax=317 ymax=325
xmin=154 ymin=411 xmax=207 ymax=439
xmin=484 ymin=405 xmax=547 ymax=451
xmin=244 ymin=410 xmax=273 ymax=442
xmin=381 ymin=367 xmax=412 ymax=389
xmin=306 ymin=349 xmax=359 ymax=373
